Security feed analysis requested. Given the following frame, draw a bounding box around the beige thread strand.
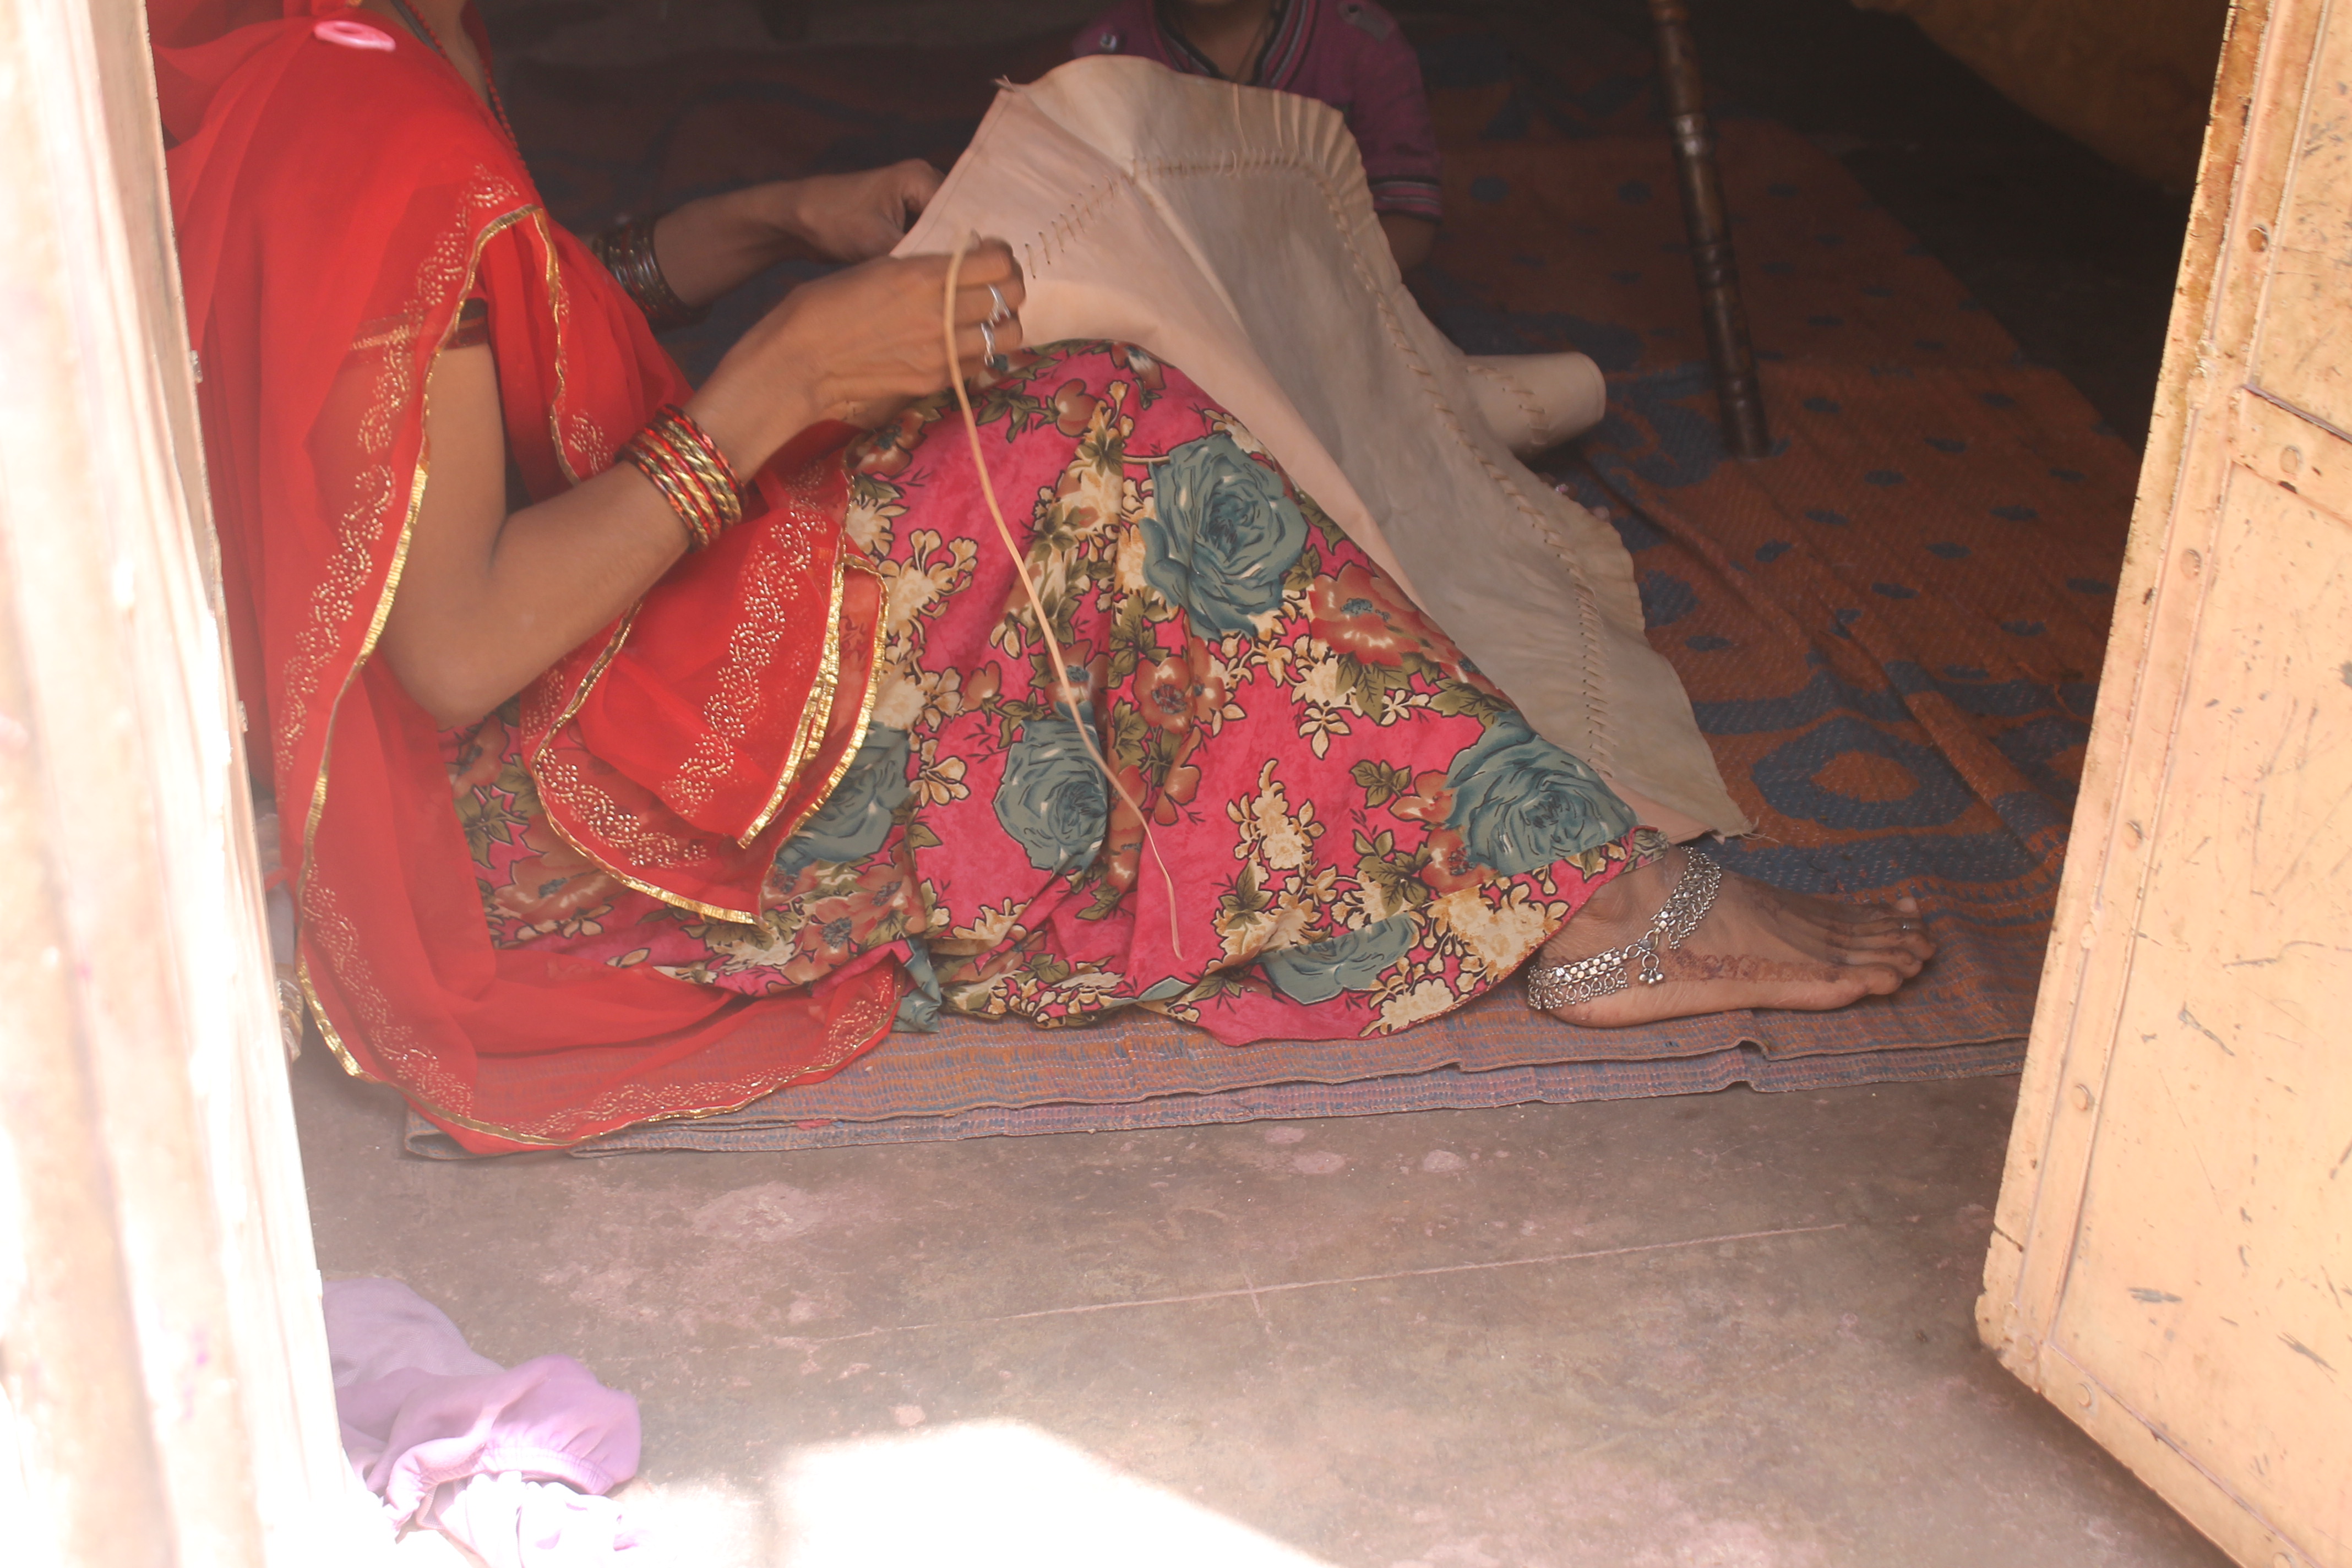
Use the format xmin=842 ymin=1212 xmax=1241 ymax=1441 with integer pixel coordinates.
xmin=943 ymin=234 xmax=1183 ymax=960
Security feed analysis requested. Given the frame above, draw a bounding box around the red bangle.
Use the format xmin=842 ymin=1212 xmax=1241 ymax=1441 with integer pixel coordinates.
xmin=620 ymin=405 xmax=743 ymax=551
xmin=640 ymin=425 xmax=727 ymax=532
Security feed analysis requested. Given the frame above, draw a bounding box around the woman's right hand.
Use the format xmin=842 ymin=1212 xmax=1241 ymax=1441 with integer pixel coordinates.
xmin=687 ymin=239 xmax=1028 ymax=475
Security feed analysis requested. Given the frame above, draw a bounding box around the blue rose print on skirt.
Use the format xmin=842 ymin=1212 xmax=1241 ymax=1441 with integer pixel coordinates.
xmin=1446 ymin=712 xmax=1635 ymax=874
xmin=775 ymin=726 xmax=911 ymax=876
xmin=1141 ymin=432 xmax=1309 ymax=635
xmin=1259 ymin=912 xmax=1419 ymax=1004
xmin=994 ymin=704 xmax=1109 ymax=874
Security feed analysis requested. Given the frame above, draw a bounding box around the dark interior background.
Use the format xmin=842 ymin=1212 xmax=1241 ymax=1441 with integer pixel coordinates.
xmin=477 ymin=0 xmax=2196 ymax=450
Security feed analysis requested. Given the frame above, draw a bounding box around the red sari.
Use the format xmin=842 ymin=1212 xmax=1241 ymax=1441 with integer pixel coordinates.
xmin=158 ymin=2 xmax=1660 ymax=1158
xmin=156 ymin=0 xmax=896 ymax=1152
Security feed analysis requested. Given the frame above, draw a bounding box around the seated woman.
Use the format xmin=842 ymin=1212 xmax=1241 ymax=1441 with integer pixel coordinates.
xmin=156 ymin=0 xmax=1932 ymax=1153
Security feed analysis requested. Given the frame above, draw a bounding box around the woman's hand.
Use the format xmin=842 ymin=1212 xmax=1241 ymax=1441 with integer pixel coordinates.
xmin=650 ymin=161 xmax=944 ymax=304
xmin=773 ymin=161 xmax=945 ymax=262
xmin=688 ymin=239 xmax=1027 ymax=471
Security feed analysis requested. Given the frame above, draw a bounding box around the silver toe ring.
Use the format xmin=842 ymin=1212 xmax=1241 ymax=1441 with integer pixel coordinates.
xmin=1526 ymin=849 xmax=1724 ymax=1011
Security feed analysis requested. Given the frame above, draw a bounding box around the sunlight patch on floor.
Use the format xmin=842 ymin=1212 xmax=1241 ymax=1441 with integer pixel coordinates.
xmin=623 ymin=1419 xmax=1336 ymax=1567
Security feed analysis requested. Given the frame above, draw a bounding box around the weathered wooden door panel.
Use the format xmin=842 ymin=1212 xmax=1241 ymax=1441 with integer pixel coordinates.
xmin=2250 ymin=5 xmax=2352 ymax=428
xmin=1981 ymin=2 xmax=2352 ymax=1565
xmin=2060 ymin=460 xmax=2351 ymax=1538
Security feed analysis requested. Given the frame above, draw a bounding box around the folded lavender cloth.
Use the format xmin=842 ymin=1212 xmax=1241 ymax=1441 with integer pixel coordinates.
xmin=324 ymin=1278 xmax=645 ymax=1564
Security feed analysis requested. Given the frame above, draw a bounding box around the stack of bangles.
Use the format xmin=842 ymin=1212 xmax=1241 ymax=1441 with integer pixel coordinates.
xmin=620 ymin=404 xmax=743 ymax=551
xmin=585 ymin=214 xmax=705 ymax=330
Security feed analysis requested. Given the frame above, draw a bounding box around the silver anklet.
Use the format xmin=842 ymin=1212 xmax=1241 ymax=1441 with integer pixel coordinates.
xmin=1525 ymin=850 xmax=1724 ymax=1011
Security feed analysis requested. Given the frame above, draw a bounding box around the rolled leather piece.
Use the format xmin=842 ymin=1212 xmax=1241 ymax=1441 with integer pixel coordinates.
xmin=1462 ymin=351 xmax=1609 ymax=457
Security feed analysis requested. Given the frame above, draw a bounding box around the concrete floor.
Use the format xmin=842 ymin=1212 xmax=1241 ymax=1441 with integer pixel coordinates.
xmin=294 ymin=1051 xmax=2229 ymax=1566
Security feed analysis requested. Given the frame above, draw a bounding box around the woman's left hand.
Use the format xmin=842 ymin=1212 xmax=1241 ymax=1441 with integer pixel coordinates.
xmin=770 ymin=161 xmax=945 ymax=262
xmin=649 ymin=161 xmax=946 ymax=307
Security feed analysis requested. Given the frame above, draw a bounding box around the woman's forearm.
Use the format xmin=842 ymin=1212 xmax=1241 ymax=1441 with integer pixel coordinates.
xmin=648 ymin=162 xmax=945 ymax=308
xmin=379 ymin=344 xmax=814 ymax=728
xmin=385 ymin=448 xmax=692 ymax=728
xmin=651 ymin=186 xmax=802 ymax=308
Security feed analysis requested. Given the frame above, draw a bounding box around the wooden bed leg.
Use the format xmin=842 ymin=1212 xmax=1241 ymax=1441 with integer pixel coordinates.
xmin=1647 ymin=0 xmax=1773 ymax=460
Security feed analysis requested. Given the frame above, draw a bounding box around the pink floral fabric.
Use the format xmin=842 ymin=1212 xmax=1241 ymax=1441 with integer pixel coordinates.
xmin=442 ymin=344 xmax=1661 ymax=1044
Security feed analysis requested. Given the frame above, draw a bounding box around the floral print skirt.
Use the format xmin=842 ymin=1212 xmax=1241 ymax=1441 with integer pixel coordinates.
xmin=443 ymin=343 xmax=1662 ymax=1044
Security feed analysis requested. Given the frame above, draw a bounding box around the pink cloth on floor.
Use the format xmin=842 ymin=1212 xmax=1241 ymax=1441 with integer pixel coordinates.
xmin=325 ymin=1278 xmax=644 ymax=1564
xmin=1072 ymin=0 xmax=1442 ymax=219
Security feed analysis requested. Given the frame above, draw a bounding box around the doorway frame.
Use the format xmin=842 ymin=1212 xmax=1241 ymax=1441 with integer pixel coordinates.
xmin=0 ymin=0 xmax=359 ymax=1560
xmin=2 ymin=1 xmax=2311 ymax=1564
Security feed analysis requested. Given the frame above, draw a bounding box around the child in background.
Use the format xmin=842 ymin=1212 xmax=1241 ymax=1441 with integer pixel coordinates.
xmin=1072 ymin=0 xmax=1442 ymax=271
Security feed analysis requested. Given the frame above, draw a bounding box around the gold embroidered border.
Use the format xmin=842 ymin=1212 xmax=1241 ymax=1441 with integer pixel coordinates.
xmin=752 ymin=556 xmax=889 ymax=846
xmin=304 ymin=945 xmax=896 ymax=1149
xmin=526 ymin=779 xmax=761 ymax=923
xmin=275 ymin=173 xmax=527 ymax=777
xmin=525 ymin=208 xmax=611 ymax=487
xmin=738 ymin=551 xmax=852 ymax=843
xmin=292 ymin=200 xmax=541 ymax=912
xmin=524 ymin=603 xmax=639 ymax=765
xmin=297 ymin=954 xmax=371 ymax=1082
xmin=521 ymin=613 xmax=764 ymax=922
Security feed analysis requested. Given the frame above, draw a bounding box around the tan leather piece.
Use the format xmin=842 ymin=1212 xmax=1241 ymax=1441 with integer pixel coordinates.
xmin=1464 ymin=352 xmax=1609 ymax=456
xmin=899 ymin=57 xmax=1749 ymax=837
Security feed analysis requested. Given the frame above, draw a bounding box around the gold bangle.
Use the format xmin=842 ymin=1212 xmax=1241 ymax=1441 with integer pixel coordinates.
xmin=649 ymin=406 xmax=743 ymax=524
xmin=656 ymin=424 xmax=742 ymax=529
xmin=622 ymin=439 xmax=715 ymax=551
xmin=641 ymin=424 xmax=733 ymax=536
xmin=619 ymin=405 xmax=743 ymax=551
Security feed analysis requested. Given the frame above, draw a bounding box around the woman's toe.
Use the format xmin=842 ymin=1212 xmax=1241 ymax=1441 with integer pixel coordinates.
xmin=1844 ymin=914 xmax=1908 ymax=946
xmin=1841 ymin=939 xmax=1920 ymax=974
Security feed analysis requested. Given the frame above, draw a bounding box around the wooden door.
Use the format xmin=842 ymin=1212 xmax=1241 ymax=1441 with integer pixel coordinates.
xmin=1980 ymin=2 xmax=2352 ymax=1564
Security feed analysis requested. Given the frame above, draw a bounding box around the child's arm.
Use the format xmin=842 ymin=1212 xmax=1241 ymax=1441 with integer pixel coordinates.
xmin=1337 ymin=1 xmax=1442 ymax=271
xmin=1379 ymin=212 xmax=1436 ymax=273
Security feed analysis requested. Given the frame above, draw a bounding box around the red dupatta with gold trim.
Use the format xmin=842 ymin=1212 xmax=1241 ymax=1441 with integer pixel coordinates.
xmin=155 ymin=0 xmax=891 ymax=1152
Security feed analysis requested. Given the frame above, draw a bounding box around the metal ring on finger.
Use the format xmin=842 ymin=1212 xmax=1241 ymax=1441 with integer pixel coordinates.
xmin=986 ymin=283 xmax=1010 ymax=325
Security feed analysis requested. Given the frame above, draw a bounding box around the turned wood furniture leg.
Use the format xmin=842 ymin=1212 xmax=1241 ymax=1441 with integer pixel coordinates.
xmin=1647 ymin=0 xmax=1772 ymax=460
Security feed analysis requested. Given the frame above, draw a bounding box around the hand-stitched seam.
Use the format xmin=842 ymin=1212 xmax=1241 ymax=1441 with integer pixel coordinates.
xmin=1466 ymin=361 xmax=1549 ymax=435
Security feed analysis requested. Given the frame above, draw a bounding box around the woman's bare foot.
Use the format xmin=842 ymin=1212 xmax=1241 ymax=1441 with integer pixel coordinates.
xmin=1535 ymin=847 xmax=1936 ymax=1026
